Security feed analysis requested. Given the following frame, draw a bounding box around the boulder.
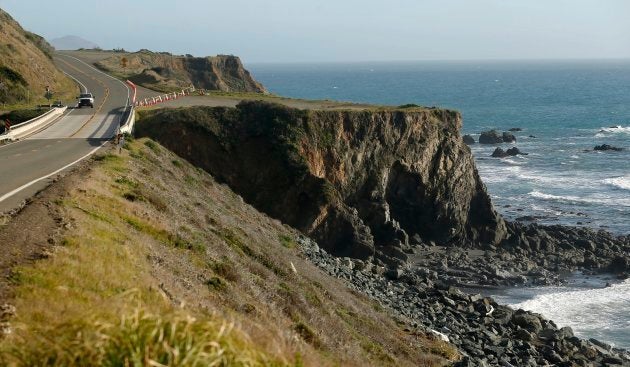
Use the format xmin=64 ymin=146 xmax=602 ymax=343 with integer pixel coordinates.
xmin=385 ymin=266 xmax=405 ymax=280
xmin=491 ymin=147 xmax=527 ymax=158
xmin=608 ymin=256 xmax=628 ymax=273
xmin=502 ymin=132 xmax=516 ymax=143
xmin=514 ymin=328 xmax=534 ymax=342
xmin=509 ymin=128 xmax=522 ymax=132
xmin=512 ymin=311 xmax=543 ymax=333
xmin=479 ymin=130 xmax=503 ymax=144
xmin=506 ymin=147 xmax=527 ymax=156
xmin=463 ymin=134 xmax=476 ymax=145
xmin=491 ymin=148 xmax=508 ymax=158
xmin=594 ymin=144 xmax=623 ymax=152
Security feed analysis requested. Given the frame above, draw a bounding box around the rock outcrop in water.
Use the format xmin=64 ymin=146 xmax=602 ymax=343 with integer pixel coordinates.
xmin=491 ymin=147 xmax=527 ymax=158
xmin=137 ymin=102 xmax=507 ymax=263
xmin=594 ymin=144 xmax=624 ymax=152
xmin=479 ymin=130 xmax=516 ymax=144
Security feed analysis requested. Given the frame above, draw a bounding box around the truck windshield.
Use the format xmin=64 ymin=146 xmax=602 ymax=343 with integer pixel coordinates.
xmin=80 ymin=94 xmax=92 ymax=98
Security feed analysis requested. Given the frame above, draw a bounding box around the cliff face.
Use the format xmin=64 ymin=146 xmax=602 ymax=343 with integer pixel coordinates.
xmin=0 ymin=8 xmax=74 ymax=104
xmin=95 ymin=51 xmax=266 ymax=93
xmin=137 ymin=102 xmax=507 ymax=261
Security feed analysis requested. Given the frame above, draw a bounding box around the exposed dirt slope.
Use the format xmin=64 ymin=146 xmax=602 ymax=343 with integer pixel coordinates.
xmin=95 ymin=50 xmax=267 ymax=93
xmin=0 ymin=8 xmax=75 ymax=104
xmin=0 ymin=139 xmax=453 ymax=366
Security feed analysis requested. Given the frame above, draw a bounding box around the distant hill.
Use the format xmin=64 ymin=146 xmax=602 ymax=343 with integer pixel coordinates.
xmin=50 ymin=35 xmax=99 ymax=50
xmin=0 ymin=8 xmax=74 ymax=105
xmin=95 ymin=50 xmax=267 ymax=94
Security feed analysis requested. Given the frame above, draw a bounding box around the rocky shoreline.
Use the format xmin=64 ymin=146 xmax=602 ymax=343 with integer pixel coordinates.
xmin=297 ymin=236 xmax=630 ymax=366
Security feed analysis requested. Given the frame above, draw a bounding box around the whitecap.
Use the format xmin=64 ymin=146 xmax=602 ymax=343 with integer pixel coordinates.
xmin=597 ymin=125 xmax=630 ymax=135
xmin=503 ymin=158 xmax=526 ymax=166
xmin=603 ymin=176 xmax=630 ymax=191
xmin=528 ymin=190 xmax=630 ymax=207
xmin=529 ymin=191 xmax=581 ymax=202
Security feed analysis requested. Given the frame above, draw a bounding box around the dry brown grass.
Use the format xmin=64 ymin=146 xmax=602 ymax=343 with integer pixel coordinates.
xmin=0 ymin=10 xmax=76 ymax=107
xmin=0 ymin=138 xmax=455 ymax=366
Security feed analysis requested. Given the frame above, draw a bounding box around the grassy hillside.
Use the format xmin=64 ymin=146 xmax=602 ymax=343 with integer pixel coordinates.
xmin=0 ymin=8 xmax=76 ymax=107
xmin=0 ymin=138 xmax=455 ymax=366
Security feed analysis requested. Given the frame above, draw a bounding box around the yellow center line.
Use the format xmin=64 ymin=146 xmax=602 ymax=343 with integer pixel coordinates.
xmin=56 ymin=58 xmax=111 ymax=138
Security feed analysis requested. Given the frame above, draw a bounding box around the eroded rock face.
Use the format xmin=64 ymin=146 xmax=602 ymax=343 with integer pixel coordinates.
xmin=96 ymin=51 xmax=267 ymax=93
xmin=137 ymin=101 xmax=507 ymax=259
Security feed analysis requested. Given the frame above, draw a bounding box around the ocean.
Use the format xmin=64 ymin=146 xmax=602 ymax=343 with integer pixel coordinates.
xmin=249 ymin=60 xmax=630 ymax=348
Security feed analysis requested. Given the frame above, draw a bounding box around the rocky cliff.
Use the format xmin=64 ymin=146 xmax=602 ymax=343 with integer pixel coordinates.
xmin=0 ymin=8 xmax=74 ymax=104
xmin=137 ymin=101 xmax=507 ymax=263
xmin=95 ymin=50 xmax=267 ymax=93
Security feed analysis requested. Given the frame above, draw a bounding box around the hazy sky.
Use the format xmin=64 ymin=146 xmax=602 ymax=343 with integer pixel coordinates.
xmin=1 ymin=0 xmax=629 ymax=62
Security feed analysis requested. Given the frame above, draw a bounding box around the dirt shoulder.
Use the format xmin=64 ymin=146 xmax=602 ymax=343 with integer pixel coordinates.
xmin=0 ymin=151 xmax=100 ymax=303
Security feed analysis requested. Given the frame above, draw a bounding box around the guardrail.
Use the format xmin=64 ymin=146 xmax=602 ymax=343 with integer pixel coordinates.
xmin=0 ymin=107 xmax=67 ymax=142
xmin=119 ymin=106 xmax=135 ymax=135
xmin=135 ymin=86 xmax=195 ymax=107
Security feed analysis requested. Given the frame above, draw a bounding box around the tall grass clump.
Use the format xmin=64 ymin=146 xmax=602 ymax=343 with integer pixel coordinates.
xmin=1 ymin=308 xmax=286 ymax=367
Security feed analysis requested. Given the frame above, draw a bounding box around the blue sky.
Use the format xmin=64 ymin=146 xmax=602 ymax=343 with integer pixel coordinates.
xmin=1 ymin=0 xmax=629 ymax=62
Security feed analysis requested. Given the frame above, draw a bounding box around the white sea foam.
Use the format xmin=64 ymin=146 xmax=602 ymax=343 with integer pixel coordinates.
xmin=509 ymin=280 xmax=630 ymax=348
xmin=529 ymin=191 xmax=585 ymax=202
xmin=503 ymin=158 xmax=527 ymax=166
xmin=601 ymin=125 xmax=630 ymax=133
xmin=603 ymin=176 xmax=630 ymax=191
xmin=596 ymin=125 xmax=630 ymax=137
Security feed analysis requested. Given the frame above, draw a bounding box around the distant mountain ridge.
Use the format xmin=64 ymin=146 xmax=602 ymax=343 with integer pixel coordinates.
xmin=50 ymin=35 xmax=99 ymax=50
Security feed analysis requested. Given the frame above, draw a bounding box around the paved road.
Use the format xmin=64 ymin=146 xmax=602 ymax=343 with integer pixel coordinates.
xmin=0 ymin=53 xmax=130 ymax=212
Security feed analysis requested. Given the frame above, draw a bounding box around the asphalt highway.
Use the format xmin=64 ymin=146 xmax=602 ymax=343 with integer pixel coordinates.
xmin=0 ymin=53 xmax=130 ymax=212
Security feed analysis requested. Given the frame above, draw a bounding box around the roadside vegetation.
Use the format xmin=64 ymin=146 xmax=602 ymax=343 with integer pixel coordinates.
xmin=0 ymin=138 xmax=454 ymax=366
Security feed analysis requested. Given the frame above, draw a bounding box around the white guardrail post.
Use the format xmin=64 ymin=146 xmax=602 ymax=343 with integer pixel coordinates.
xmin=0 ymin=107 xmax=67 ymax=142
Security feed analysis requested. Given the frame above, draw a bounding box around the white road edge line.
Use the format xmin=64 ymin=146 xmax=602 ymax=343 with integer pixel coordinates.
xmin=0 ymin=141 xmax=107 ymax=203
xmin=61 ymin=69 xmax=87 ymax=93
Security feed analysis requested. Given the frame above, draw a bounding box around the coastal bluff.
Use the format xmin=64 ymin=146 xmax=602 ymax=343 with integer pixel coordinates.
xmin=137 ymin=101 xmax=507 ymax=263
xmin=95 ymin=50 xmax=267 ymax=93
